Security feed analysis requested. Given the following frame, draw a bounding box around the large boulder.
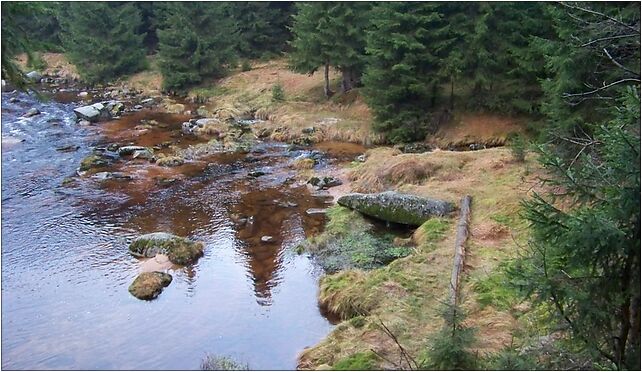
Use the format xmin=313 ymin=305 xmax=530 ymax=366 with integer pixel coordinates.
xmin=337 ymin=191 xmax=454 ymax=226
xmin=25 ymin=70 xmax=42 ymax=82
xmin=128 ymin=271 xmax=172 ymax=300
xmin=129 ymin=232 xmax=204 ymax=265
xmin=73 ymin=103 xmax=109 ymax=122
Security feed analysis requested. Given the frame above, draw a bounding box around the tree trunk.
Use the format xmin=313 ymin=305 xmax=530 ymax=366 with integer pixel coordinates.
xmin=351 ymin=68 xmax=361 ymax=88
xmin=323 ymin=62 xmax=333 ymax=98
xmin=430 ymin=82 xmax=438 ymax=108
xmin=449 ymin=195 xmax=472 ymax=306
xmin=450 ymin=75 xmax=455 ymax=110
xmin=341 ymin=68 xmax=355 ymax=93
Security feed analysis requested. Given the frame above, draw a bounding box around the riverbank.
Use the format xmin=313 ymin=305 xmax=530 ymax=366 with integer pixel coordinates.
xmin=297 ymin=147 xmax=543 ymax=370
xmin=10 ymin=53 xmax=539 ymax=370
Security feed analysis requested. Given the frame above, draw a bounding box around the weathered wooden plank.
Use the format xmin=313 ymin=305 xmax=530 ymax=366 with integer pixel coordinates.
xmin=449 ymin=195 xmax=472 ymax=306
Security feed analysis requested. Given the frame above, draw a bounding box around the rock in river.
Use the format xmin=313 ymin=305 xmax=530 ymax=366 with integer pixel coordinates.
xmin=79 ymin=154 xmax=109 ymax=171
xmin=337 ymin=191 xmax=454 ymax=226
xmin=23 ymin=108 xmax=41 ymax=117
xmin=118 ymin=145 xmax=148 ymax=156
xmin=73 ymin=103 xmax=108 ymax=122
xmin=129 ymin=232 xmax=204 ymax=265
xmin=25 ymin=70 xmax=42 ymax=82
xmin=128 ymin=271 xmax=172 ymax=300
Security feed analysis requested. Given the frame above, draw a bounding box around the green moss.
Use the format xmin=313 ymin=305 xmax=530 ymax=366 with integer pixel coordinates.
xmin=190 ymin=85 xmax=230 ymax=99
xmin=331 ymin=351 xmax=379 ymax=370
xmin=325 ymin=206 xmax=367 ymax=235
xmin=129 ymin=233 xmax=204 ymax=265
xmin=306 ymin=206 xmax=413 ymax=272
xmin=128 ymin=271 xmax=172 ymax=300
xmin=349 ymin=316 xmax=367 ymax=328
xmin=168 ymin=241 xmax=204 ymax=265
xmin=418 ymin=218 xmax=450 ymax=242
xmin=79 ymin=154 xmax=108 ymax=171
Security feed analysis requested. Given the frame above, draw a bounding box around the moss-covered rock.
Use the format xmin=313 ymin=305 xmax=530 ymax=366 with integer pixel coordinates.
xmin=129 ymin=232 xmax=204 ymax=265
xmin=155 ymin=156 xmax=184 ymax=167
xmin=128 ymin=271 xmax=172 ymax=300
xmin=337 ymin=191 xmax=454 ymax=226
xmin=79 ymin=154 xmax=108 ymax=171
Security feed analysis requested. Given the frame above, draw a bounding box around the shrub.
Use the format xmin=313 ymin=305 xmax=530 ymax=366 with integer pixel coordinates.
xmin=271 ymin=83 xmax=285 ymax=102
xmin=200 ymin=355 xmax=249 ymax=371
xmin=26 ymin=52 xmax=47 ymax=71
xmin=507 ymin=132 xmax=527 ymax=162
xmin=421 ymin=304 xmax=478 ymax=370
xmin=241 ymin=60 xmax=252 ymax=72
xmin=332 ymin=351 xmax=379 ymax=370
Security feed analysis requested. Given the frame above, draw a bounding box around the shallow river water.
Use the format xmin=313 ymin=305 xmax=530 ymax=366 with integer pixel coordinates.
xmin=1 ymin=89 xmax=360 ymax=369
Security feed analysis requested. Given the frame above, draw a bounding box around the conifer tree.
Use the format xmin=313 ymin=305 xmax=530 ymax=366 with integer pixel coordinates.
xmin=157 ymin=2 xmax=238 ymax=92
xmin=422 ymin=304 xmax=478 ymax=370
xmin=289 ymin=2 xmax=371 ymax=97
xmin=224 ymin=2 xmax=294 ymax=59
xmin=59 ymin=2 xmax=146 ymax=84
xmin=516 ymin=3 xmax=640 ymax=369
xmin=362 ymin=2 xmax=448 ymax=143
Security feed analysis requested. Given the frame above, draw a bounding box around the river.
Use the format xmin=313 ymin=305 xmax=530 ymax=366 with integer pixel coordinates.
xmin=1 ymin=88 xmax=359 ymax=369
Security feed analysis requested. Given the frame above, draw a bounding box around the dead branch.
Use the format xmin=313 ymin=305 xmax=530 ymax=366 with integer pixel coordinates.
xmin=602 ymin=48 xmax=640 ymax=77
xmin=449 ymin=195 xmax=472 ymax=306
xmin=376 ymin=318 xmax=419 ymax=370
xmin=559 ymin=2 xmax=641 ymax=34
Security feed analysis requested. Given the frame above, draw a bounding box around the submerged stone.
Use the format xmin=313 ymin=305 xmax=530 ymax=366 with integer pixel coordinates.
xmin=128 ymin=271 xmax=172 ymax=300
xmin=79 ymin=154 xmax=108 ymax=171
xmin=129 ymin=232 xmax=204 ymax=265
xmin=337 ymin=191 xmax=454 ymax=226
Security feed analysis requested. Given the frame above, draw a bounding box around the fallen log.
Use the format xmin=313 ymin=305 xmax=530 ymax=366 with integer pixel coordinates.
xmin=449 ymin=195 xmax=472 ymax=306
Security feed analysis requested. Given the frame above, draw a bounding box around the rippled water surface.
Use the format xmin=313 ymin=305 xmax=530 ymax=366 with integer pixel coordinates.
xmin=0 ymin=90 xmax=358 ymax=369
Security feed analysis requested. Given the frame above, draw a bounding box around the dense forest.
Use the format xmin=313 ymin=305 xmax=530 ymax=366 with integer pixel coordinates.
xmin=1 ymin=1 xmax=640 ymax=370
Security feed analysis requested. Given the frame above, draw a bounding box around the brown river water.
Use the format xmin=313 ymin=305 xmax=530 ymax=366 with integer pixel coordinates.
xmin=1 ymin=88 xmax=364 ymax=369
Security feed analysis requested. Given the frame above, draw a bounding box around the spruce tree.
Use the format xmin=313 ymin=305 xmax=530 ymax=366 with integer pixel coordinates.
xmin=224 ymin=2 xmax=294 ymax=59
xmin=362 ymin=2 xmax=448 ymax=143
xmin=533 ymin=2 xmax=640 ymax=134
xmin=289 ymin=2 xmax=371 ymax=96
xmin=515 ymin=3 xmax=640 ymax=369
xmin=460 ymin=2 xmax=550 ymax=113
xmin=157 ymin=2 xmax=238 ymax=92
xmin=422 ymin=304 xmax=478 ymax=370
xmin=59 ymin=2 xmax=146 ymax=84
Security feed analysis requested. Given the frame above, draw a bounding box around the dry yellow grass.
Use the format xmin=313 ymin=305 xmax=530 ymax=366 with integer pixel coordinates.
xmin=430 ymin=113 xmax=526 ymax=149
xmin=15 ymin=52 xmax=79 ymax=79
xmin=187 ymin=59 xmax=381 ymax=145
xmin=298 ymin=147 xmax=543 ymax=369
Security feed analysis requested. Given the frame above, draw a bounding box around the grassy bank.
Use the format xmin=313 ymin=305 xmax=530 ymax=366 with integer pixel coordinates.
xmin=298 ymin=147 xmax=542 ymax=370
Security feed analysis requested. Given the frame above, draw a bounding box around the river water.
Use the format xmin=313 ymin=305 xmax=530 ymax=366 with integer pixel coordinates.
xmin=1 ymin=89 xmax=359 ymax=369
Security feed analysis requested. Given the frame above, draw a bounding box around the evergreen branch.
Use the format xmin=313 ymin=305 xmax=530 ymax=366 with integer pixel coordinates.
xmin=602 ymin=48 xmax=640 ymax=77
